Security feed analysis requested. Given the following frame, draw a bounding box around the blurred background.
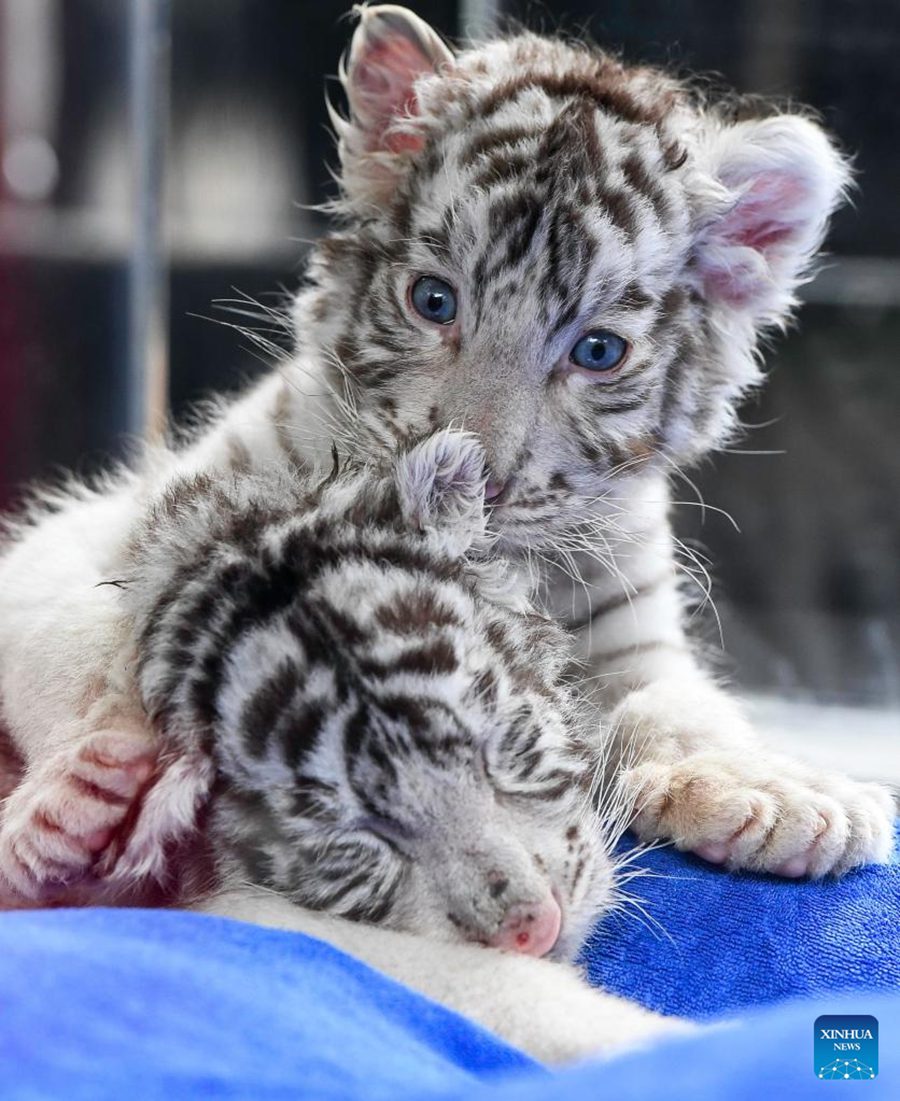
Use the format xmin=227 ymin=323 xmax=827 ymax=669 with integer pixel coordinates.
xmin=0 ymin=0 xmax=897 ymax=762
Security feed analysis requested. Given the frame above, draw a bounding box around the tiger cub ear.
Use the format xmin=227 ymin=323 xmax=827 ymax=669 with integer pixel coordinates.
xmin=692 ymin=114 xmax=851 ymax=326
xmin=333 ymin=4 xmax=454 ymax=208
xmin=395 ymin=430 xmax=487 ymax=554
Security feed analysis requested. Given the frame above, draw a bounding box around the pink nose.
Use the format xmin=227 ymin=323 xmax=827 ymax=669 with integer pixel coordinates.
xmin=487 ymin=896 xmax=562 ymax=957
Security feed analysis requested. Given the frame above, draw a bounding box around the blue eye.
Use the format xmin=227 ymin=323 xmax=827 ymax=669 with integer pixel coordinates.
xmin=570 ymin=331 xmax=628 ymax=373
xmin=411 ymin=276 xmax=457 ymax=325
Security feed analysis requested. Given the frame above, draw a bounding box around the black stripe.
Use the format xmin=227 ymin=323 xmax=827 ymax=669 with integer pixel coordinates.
xmin=459 ymin=124 xmax=541 ymax=166
xmin=566 ymin=572 xmax=673 ymax=631
xmin=357 ymin=639 xmax=459 ymax=679
xmin=236 ymin=661 xmax=300 ymax=759
xmin=591 ymin=394 xmax=652 ymax=415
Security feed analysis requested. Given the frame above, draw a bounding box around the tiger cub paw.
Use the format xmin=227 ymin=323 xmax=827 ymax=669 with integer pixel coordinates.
xmin=0 ymin=724 xmax=158 ymax=902
xmin=622 ymin=750 xmax=896 ymax=878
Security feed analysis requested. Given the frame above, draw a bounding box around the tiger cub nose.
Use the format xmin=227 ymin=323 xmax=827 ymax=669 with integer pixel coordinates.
xmin=487 ymin=895 xmax=562 ymax=957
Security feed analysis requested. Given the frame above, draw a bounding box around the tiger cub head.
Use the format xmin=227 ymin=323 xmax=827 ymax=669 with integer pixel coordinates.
xmin=132 ymin=431 xmax=624 ymax=959
xmin=298 ymin=5 xmax=849 ymax=546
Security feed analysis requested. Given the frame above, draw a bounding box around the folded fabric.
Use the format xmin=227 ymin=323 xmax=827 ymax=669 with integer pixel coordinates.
xmin=1 ymin=824 xmax=897 ymax=1099
xmin=474 ymin=993 xmax=900 ymax=1101
xmin=0 ymin=907 xmax=538 ymax=1101
xmin=581 ymin=822 xmax=900 ymax=1018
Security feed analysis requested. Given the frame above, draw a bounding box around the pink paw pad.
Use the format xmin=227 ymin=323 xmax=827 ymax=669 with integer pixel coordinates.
xmin=0 ymin=731 xmax=160 ymax=901
xmin=773 ymin=855 xmax=811 ymax=878
xmin=692 ymin=841 xmax=731 ymax=865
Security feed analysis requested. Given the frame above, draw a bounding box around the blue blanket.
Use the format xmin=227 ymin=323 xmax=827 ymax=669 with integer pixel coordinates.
xmin=582 ymin=823 xmax=900 ymax=1017
xmin=1 ymin=826 xmax=898 ymax=1100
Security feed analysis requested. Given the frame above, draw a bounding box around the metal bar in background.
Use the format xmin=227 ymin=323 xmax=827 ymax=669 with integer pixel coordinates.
xmin=127 ymin=0 xmax=170 ymax=441
xmin=460 ymin=0 xmax=500 ymax=42
xmin=0 ymin=0 xmax=61 ymax=205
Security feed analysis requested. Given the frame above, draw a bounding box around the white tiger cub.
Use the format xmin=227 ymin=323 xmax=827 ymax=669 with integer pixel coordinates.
xmin=124 ymin=427 xmax=610 ymax=959
xmin=2 ymin=430 xmax=691 ymax=1064
xmin=135 ymin=428 xmax=692 ymax=1063
xmin=0 ymin=6 xmax=895 ymax=906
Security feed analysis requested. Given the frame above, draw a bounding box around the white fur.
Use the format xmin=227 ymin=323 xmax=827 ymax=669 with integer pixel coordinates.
xmin=691 ymin=115 xmax=852 ymax=323
xmin=0 ymin=7 xmax=893 ymax=900
xmin=193 ymin=885 xmax=692 ymax=1065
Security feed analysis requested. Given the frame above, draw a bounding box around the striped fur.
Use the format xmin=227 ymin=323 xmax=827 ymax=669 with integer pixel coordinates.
xmin=0 ymin=8 xmax=891 ymax=904
xmin=300 ymin=7 xmax=892 ymax=879
xmin=123 ymin=432 xmax=615 ymax=959
xmin=308 ymin=11 xmax=849 ymax=512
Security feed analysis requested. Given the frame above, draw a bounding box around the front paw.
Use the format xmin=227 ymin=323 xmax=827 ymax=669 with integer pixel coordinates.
xmin=0 ymin=720 xmax=212 ymax=905
xmin=0 ymin=724 xmax=158 ymax=902
xmin=622 ymin=750 xmax=896 ymax=878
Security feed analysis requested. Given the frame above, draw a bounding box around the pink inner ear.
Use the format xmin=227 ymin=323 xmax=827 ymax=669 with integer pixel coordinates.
xmin=721 ymin=172 xmax=810 ymax=253
xmin=353 ymin=35 xmax=435 ymax=155
xmin=700 ymin=170 xmax=816 ymax=308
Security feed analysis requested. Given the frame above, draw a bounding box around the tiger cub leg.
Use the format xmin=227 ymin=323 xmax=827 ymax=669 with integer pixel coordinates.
xmin=0 ymin=710 xmax=211 ymax=904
